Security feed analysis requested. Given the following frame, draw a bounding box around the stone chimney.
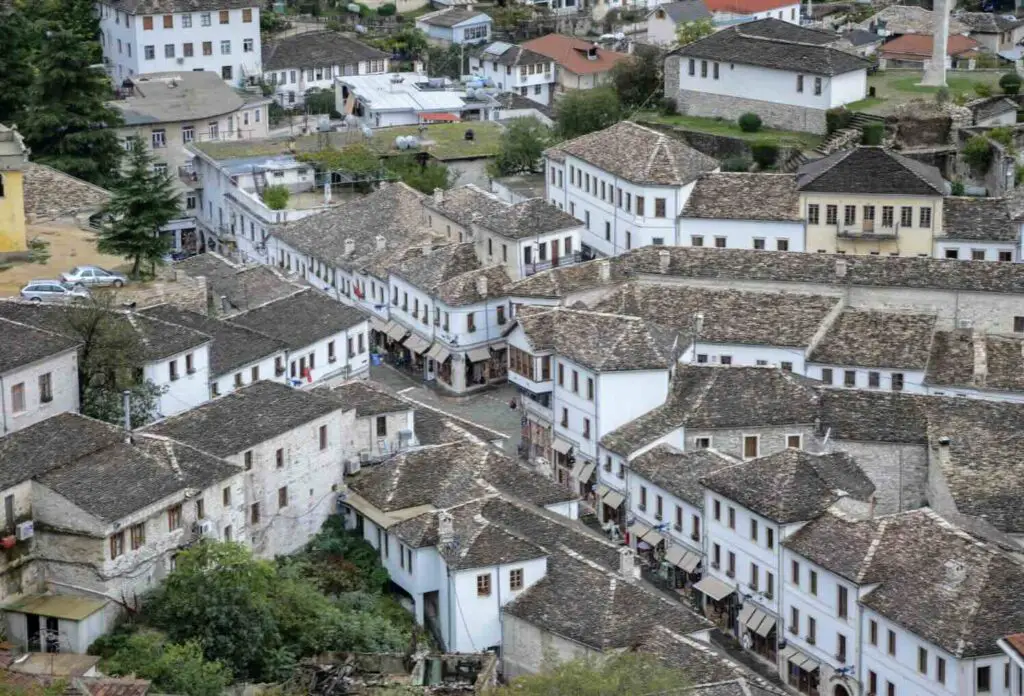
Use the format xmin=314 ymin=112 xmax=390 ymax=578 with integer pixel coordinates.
xmin=835 ymin=259 xmax=848 ymax=278
xmin=936 ymin=435 xmax=952 ymax=471
xmin=344 ymin=238 xmax=355 ymax=256
xmin=972 ymin=331 xmax=987 ymax=387
xmin=598 ymin=259 xmax=611 ymax=282
xmin=375 ymin=234 xmax=386 ymax=251
xmin=438 ymin=510 xmax=454 ymax=546
xmin=476 ymin=274 xmax=488 ymax=297
xmin=433 ymin=188 xmax=444 ymax=205
xmin=658 ymin=249 xmax=670 ymax=272
xmin=618 ymin=546 xmax=640 ymax=579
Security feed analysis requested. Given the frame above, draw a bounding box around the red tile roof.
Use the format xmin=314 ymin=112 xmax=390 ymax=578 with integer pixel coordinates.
xmin=704 ymin=0 xmax=798 ymax=13
xmin=880 ymin=33 xmax=980 ymax=59
xmin=1006 ymin=633 xmax=1024 ymax=659
xmin=520 ymin=34 xmax=630 ymax=76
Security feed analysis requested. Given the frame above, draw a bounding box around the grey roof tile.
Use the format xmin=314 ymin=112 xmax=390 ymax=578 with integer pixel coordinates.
xmin=0 ymin=413 xmax=122 ymax=491
xmin=957 ymin=10 xmax=1024 ymax=32
xmin=143 ymin=380 xmax=344 ymax=457
xmin=0 ymin=318 xmax=79 ymax=375
xmin=434 ymin=265 xmax=513 ymax=306
xmin=808 ymin=309 xmax=937 ymax=369
xmin=927 ymin=330 xmax=1024 ymax=393
xmin=112 ymin=71 xmax=248 ymax=125
xmin=796 ymin=146 xmax=946 ymax=195
xmin=942 ymin=196 xmax=1018 ymax=242
xmin=262 ymin=31 xmax=387 ymax=71
xmin=425 ymin=185 xmax=581 ymax=240
xmin=22 ymin=162 xmax=111 ymax=222
xmin=389 ymin=243 xmax=482 ymax=293
xmin=818 ymin=390 xmax=929 ymax=444
xmin=647 ymin=0 xmax=712 ymax=23
xmin=546 ymin=121 xmax=719 ymax=186
xmin=967 ymin=96 xmax=1019 ymax=124
xmin=700 ymin=449 xmax=875 ymax=523
xmin=104 ymin=0 xmax=256 ymax=14
xmin=173 ymin=253 xmax=305 ymax=315
xmin=628 ymin=445 xmax=737 ymax=507
xmin=683 ymin=173 xmax=801 ymax=222
xmin=418 ymin=7 xmax=490 ymax=27
xmin=323 ymin=381 xmax=412 ymax=417
xmin=229 ymin=288 xmax=368 ymax=351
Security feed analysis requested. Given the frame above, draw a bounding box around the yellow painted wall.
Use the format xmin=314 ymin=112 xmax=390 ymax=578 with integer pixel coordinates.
xmin=0 ymin=170 xmax=26 ymax=253
xmin=801 ymin=192 xmax=943 ymax=257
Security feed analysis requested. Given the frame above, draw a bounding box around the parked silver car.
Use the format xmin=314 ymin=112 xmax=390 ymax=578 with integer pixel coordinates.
xmin=60 ymin=265 xmax=127 ymax=288
xmin=20 ymin=280 xmax=90 ymax=303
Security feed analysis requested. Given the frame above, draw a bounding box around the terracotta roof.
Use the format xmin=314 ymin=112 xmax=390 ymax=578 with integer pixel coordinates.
xmin=521 ymin=34 xmax=630 ymax=75
xmin=880 ymin=33 xmax=980 ymax=59
xmin=1005 ymin=633 xmax=1024 ymax=659
xmin=704 ymin=0 xmax=800 ymax=13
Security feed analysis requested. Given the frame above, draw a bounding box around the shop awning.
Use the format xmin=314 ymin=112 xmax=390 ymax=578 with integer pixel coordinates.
xmin=403 ymin=334 xmax=431 ymax=355
xmin=490 ymin=341 xmax=508 ymax=353
xmin=664 ymin=545 xmax=701 ymax=573
xmin=602 ymin=488 xmax=625 ymax=509
xmin=738 ymin=605 xmax=776 ymax=637
xmin=754 ymin=614 xmax=777 ymax=637
xmin=780 ymin=646 xmax=820 ymax=672
xmin=693 ymin=576 xmax=735 ymax=602
xmin=596 ymin=484 xmax=609 ymax=498
xmin=427 ymin=343 xmax=451 ymax=363
xmin=641 ymin=527 xmax=665 ymax=546
xmin=466 ymin=346 xmax=492 ymax=363
xmin=552 ymin=438 xmax=573 ymax=455
xmin=369 ymin=316 xmax=388 ymax=332
xmin=628 ymin=521 xmax=651 ymax=540
xmin=577 ymin=462 xmax=596 ymax=482
xmin=385 ymin=321 xmax=408 ymax=342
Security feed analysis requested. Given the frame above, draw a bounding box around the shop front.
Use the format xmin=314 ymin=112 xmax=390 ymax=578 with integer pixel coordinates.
xmin=781 ymin=645 xmax=820 ymax=696
xmin=693 ymin=575 xmax=737 ymax=630
xmin=570 ymin=459 xmax=596 ymax=499
xmin=551 ymin=438 xmax=575 ymax=491
xmin=662 ymin=544 xmax=702 ymax=594
xmin=737 ymin=603 xmax=778 ymax=663
xmin=595 ymin=484 xmax=625 ymax=533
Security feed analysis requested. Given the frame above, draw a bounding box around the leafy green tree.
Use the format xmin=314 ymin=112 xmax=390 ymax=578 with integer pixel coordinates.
xmin=373 ymin=27 xmax=429 ymax=61
xmin=611 ymin=46 xmax=663 ymax=109
xmin=262 ymin=184 xmax=291 ymax=209
xmin=490 ymin=652 xmax=688 ymax=695
xmin=1000 ymin=72 xmax=1022 ymax=95
xmin=19 ymin=26 xmax=124 ymax=187
xmin=390 ymin=154 xmax=453 ymax=194
xmin=97 ymin=136 xmax=179 ymax=277
xmin=303 ymin=87 xmax=339 ymax=116
xmin=676 ymin=17 xmax=714 ymax=45
xmin=427 ymin=44 xmax=464 ymax=80
xmin=488 ymin=117 xmax=551 ymax=177
xmin=95 ymin=629 xmax=232 ymax=696
xmin=555 ymin=87 xmax=622 ymax=140
xmin=0 ymin=6 xmax=36 ymax=124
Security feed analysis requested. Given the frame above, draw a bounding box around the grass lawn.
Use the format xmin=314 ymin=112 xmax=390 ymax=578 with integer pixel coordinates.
xmin=636 ymin=112 xmax=823 ymax=149
xmin=855 ymin=71 xmax=1009 ymax=114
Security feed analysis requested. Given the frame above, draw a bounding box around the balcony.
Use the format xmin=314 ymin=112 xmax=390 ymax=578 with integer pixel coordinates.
xmin=523 ymin=251 xmax=581 ymax=277
xmin=523 ymin=396 xmax=553 ymax=422
xmin=178 ymin=165 xmax=202 ymax=188
xmin=836 ymin=222 xmax=898 ymax=240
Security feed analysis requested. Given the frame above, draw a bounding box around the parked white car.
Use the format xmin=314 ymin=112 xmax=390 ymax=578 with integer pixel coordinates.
xmin=20 ymin=280 xmax=90 ymax=303
xmin=60 ymin=266 xmax=127 ymax=288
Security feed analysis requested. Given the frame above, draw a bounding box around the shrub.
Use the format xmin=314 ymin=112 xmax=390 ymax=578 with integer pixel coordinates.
xmin=1000 ymin=72 xmax=1022 ymax=95
xmin=658 ymin=97 xmax=677 ymax=116
xmin=988 ymin=125 xmax=1014 ymax=149
xmin=738 ymin=112 xmax=762 ymax=133
xmin=974 ymin=83 xmax=994 ymax=98
xmin=721 ymin=156 xmax=751 ymax=172
xmin=951 ymin=179 xmax=966 ymax=196
xmin=935 ymin=86 xmax=951 ymax=105
xmin=825 ymin=107 xmax=852 ymax=134
xmin=963 ymin=135 xmax=993 ymax=172
xmin=262 ymin=185 xmax=290 ymax=210
xmin=861 ymin=122 xmax=884 ymax=146
xmin=377 ymin=3 xmax=396 ymax=15
xmin=750 ymin=141 xmax=778 ymax=169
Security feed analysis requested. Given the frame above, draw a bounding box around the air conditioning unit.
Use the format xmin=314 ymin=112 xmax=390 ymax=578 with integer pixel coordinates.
xmin=15 ymin=521 xmax=33 ymax=541
xmin=195 ymin=520 xmax=215 ymax=537
xmin=957 ymin=319 xmax=974 ymax=329
xmin=359 ymin=451 xmax=371 ymax=464
xmin=346 ymin=459 xmax=362 ymax=475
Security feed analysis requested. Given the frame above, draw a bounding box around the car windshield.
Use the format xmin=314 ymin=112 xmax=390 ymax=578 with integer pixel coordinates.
xmin=68 ymin=267 xmax=82 ymax=275
xmin=61 ymin=281 xmax=75 ymax=290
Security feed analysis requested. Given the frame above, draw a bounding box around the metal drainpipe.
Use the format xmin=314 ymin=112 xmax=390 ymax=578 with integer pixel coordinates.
xmin=0 ymin=375 xmax=7 ymax=436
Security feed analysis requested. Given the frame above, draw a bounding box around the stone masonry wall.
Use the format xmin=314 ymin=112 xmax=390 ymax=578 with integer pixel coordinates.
xmin=674 ymin=89 xmax=828 ymax=135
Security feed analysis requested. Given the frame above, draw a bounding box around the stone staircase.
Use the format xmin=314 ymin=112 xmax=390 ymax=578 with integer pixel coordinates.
xmin=780 ymin=112 xmax=885 ymax=173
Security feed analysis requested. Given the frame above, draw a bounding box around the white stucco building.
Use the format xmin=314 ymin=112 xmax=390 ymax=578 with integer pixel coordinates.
xmin=0 ymin=319 xmax=80 ymax=436
xmin=468 ymin=43 xmax=556 ymax=106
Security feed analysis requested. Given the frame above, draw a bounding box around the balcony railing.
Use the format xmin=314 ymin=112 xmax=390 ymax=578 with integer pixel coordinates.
xmin=836 ymin=222 xmax=899 ymax=240
xmin=523 ymin=397 xmax=553 ymax=422
xmin=523 ymin=251 xmax=582 ymax=277
xmin=178 ymin=165 xmax=202 ymax=188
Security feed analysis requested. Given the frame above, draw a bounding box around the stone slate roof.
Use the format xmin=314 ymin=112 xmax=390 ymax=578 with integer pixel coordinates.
xmin=674 ymin=18 xmax=869 ymax=76
xmin=592 ymin=283 xmax=838 ymax=348
xmin=967 ymin=96 xmax=1019 ymax=124
xmin=479 ymin=43 xmax=551 ymax=68
xmin=104 ymin=0 xmax=256 ymax=13
xmin=858 ymin=5 xmax=969 ymax=35
xmin=601 ymin=366 xmax=821 ymax=457
xmin=0 ymin=318 xmax=79 ymax=375
xmin=503 ymin=549 xmax=711 ymax=649
xmin=0 ymin=413 xmax=122 ymax=491
xmin=405 ymin=399 xmax=508 ymax=446
xmin=139 ymin=304 xmax=286 ymax=378
xmin=926 ymin=330 xmax=1024 ymax=393
xmin=144 ymin=381 xmax=343 ymax=457
xmin=818 ymin=390 xmax=929 ymax=444
xmin=808 ymin=309 xmax=937 ymax=370
xmin=957 ymin=11 xmax=1024 ymax=33
xmin=787 ymin=508 xmax=1024 ymax=658
xmin=389 ymin=243 xmax=481 ymax=293
xmin=647 ymin=0 xmax=712 ymax=23
xmin=701 ymin=449 xmax=874 ymax=524
xmin=628 ymin=445 xmax=736 ymax=507
xmin=22 ymin=163 xmax=111 ymax=222
xmin=418 ymin=7 xmax=490 ymax=27
xmin=37 ymin=435 xmax=239 ymax=523
xmin=682 ymin=173 xmax=801 ymax=222
xmin=434 ymin=265 xmax=513 ymax=306
xmin=173 ymin=253 xmax=305 ymax=316
xmin=506 ymin=258 xmax=630 ymax=299
xmin=323 ymin=381 xmax=411 ymax=417
xmin=797 ymin=146 xmax=946 ymax=195
xmin=942 ymin=196 xmax=1018 ymax=242
xmin=426 ymin=185 xmax=582 ymax=240
xmin=229 ymin=289 xmax=368 ymax=351
xmin=545 ymin=121 xmax=719 ymax=187
xmin=514 ymin=307 xmax=681 ymax=372
xmin=263 ymin=31 xmax=387 ymax=71
xmin=0 ymin=301 xmax=211 ymax=362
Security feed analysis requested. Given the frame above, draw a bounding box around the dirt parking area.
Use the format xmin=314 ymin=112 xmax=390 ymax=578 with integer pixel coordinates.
xmin=0 ymin=224 xmax=126 ymax=297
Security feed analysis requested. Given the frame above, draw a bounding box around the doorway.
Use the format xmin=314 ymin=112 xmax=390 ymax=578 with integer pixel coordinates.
xmin=833 ymin=685 xmax=851 ymax=696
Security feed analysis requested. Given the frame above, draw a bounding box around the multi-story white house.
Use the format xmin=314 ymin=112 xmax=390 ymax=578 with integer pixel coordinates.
xmin=416 ymin=8 xmax=493 ymax=46
xmin=323 ymin=381 xmax=417 ymax=461
xmin=0 ymin=319 xmax=80 ymax=436
xmin=146 ymin=380 xmax=355 ymax=558
xmin=468 ymin=43 xmax=556 ymax=106
xmin=97 ymin=0 xmax=262 ymax=84
xmin=783 ymin=507 xmax=1024 ymax=696
xmin=261 ymin=31 xmax=389 ymax=108
xmin=936 ymin=196 xmax=1022 ymax=262
xmin=667 ymin=19 xmax=870 ymax=134
xmin=704 ymin=0 xmax=801 ymax=25
xmin=646 ymin=0 xmax=714 ymax=47
xmin=696 ymin=450 xmax=875 ymax=669
xmin=545 ymin=121 xmax=720 ymax=257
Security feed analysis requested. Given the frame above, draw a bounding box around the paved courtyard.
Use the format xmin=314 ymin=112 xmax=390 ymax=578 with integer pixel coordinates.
xmin=369 ymin=363 xmax=524 ymax=455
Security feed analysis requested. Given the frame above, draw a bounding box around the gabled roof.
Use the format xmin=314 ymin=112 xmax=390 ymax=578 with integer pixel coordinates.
xmin=647 ymin=0 xmax=712 ymax=23
xmin=926 ymin=329 xmax=1024 ymax=394
xmin=546 ymin=121 xmax=719 ymax=187
xmin=229 ymin=288 xmax=368 ymax=351
xmin=704 ymin=0 xmax=801 ymax=13
xmin=263 ymin=31 xmax=388 ymax=71
xmin=417 ymin=7 xmax=491 ymax=28
xmin=521 ymin=34 xmax=630 ymax=75
xmin=957 ymin=11 xmax=1024 ymax=33
xmin=879 ymin=33 xmax=981 ymax=59
xmin=322 ymin=381 xmax=411 ymax=417
xmin=808 ymin=309 xmax=937 ymax=370
xmin=0 ymin=413 xmax=122 ymax=491
xmin=103 ymin=0 xmax=256 ymax=14
xmin=674 ymin=18 xmax=869 ymax=76
xmin=144 ymin=381 xmax=344 ymax=457
xmin=700 ymin=449 xmax=875 ymax=524
xmin=942 ymin=196 xmax=1018 ymax=242
xmin=514 ymin=307 xmax=681 ymax=372
xmin=425 ymin=185 xmax=581 ymax=240
xmin=0 ymin=318 xmax=79 ymax=375
xmin=434 ymin=265 xmax=513 ymax=306
xmin=682 ymin=173 xmax=801 ymax=222
xmin=968 ymin=96 xmax=1020 ymax=124
xmin=173 ymin=253 xmax=304 ymax=316
xmin=796 ymin=146 xmax=946 ymax=195
xmin=629 ymin=445 xmax=737 ymax=507
xmin=389 ymin=243 xmax=481 ymax=293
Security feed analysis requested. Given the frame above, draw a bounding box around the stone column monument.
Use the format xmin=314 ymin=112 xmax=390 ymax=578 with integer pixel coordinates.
xmin=922 ymin=0 xmax=951 ymax=86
